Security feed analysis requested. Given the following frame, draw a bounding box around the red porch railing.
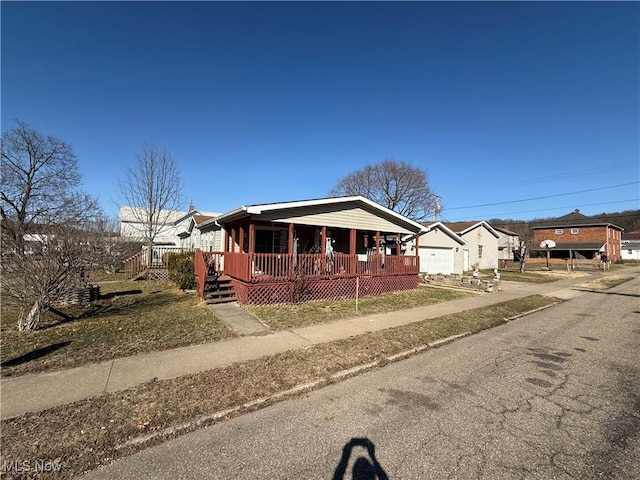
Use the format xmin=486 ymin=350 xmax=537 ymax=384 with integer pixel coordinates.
xmin=194 ymin=251 xmax=226 ymax=298
xmin=194 ymin=251 xmax=418 ymax=297
xmin=194 ymin=251 xmax=419 ymax=299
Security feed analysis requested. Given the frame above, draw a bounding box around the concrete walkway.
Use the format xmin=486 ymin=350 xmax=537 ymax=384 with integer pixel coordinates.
xmin=0 ymin=270 xmax=630 ymax=419
xmin=207 ymin=302 xmax=270 ymax=335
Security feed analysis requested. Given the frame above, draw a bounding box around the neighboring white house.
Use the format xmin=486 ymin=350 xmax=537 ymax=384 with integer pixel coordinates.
xmin=405 ymin=222 xmax=468 ymax=275
xmin=178 ymin=214 xmax=223 ymax=252
xmin=119 ymin=206 xmax=219 ymax=246
xmin=491 ymin=225 xmax=520 ymax=261
xmin=442 ymin=221 xmax=500 ymax=270
xmin=621 ymin=231 xmax=640 ymax=261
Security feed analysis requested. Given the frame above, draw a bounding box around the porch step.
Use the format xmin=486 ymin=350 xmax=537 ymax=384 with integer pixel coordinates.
xmin=204 ymin=275 xmax=237 ymax=305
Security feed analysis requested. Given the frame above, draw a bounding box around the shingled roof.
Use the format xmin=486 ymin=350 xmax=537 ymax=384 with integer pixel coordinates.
xmin=531 ymin=209 xmax=623 ymax=230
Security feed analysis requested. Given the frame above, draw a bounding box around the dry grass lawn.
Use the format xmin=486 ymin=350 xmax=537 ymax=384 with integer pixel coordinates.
xmin=573 ymin=275 xmax=635 ymax=290
xmin=1 ymin=295 xmax=558 ymax=480
xmin=482 ymin=269 xmax=584 ymax=283
xmin=0 ymin=281 xmax=235 ymax=377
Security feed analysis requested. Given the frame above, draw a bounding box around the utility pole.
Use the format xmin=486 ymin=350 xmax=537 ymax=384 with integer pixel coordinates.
xmin=434 ymin=196 xmax=442 ymax=222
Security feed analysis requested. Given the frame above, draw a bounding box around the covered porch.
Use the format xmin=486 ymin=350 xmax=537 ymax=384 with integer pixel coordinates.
xmin=194 ymin=196 xmax=425 ymax=304
xmin=224 ymin=222 xmax=417 ymax=280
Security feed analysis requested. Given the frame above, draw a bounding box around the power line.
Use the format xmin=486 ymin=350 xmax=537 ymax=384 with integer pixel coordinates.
xmin=441 ymin=212 xmax=640 ymax=227
xmin=523 ymin=163 xmax=633 ymax=185
xmin=444 ymin=199 xmax=640 ymax=222
xmin=445 ymin=182 xmax=639 ymax=211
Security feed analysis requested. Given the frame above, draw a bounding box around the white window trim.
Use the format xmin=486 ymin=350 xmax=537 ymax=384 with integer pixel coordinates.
xmin=555 ymin=229 xmax=563 ymax=235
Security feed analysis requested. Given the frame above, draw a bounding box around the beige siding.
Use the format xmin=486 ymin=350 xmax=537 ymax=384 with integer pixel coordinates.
xmin=418 ymin=229 xmax=461 ymax=248
xmin=256 ymin=204 xmax=416 ymax=234
xmin=462 ymin=226 xmax=499 ymax=270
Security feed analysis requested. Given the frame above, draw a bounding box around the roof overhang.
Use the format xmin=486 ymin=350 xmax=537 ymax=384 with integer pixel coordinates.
xmin=491 ymin=225 xmax=520 ymax=236
xmin=414 ymin=222 xmax=467 ymax=245
xmin=459 ymin=221 xmax=500 ymax=239
xmin=215 ymin=196 xmax=427 ymax=233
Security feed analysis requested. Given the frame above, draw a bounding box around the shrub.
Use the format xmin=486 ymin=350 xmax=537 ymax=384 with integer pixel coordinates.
xmin=167 ymin=252 xmax=195 ymax=290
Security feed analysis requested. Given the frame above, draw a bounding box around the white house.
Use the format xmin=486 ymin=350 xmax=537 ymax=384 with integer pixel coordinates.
xmin=442 ymin=221 xmax=500 ymax=270
xmin=119 ymin=206 xmax=218 ymax=247
xmin=406 ymin=222 xmax=468 ymax=275
xmin=621 ymin=231 xmax=640 ymax=261
xmin=178 ymin=214 xmax=223 ymax=252
xmin=491 ymin=225 xmax=520 ymax=261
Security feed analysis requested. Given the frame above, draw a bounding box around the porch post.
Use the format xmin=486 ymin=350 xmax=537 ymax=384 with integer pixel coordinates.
xmin=349 ymin=229 xmax=356 ymax=254
xmin=375 ymin=231 xmax=381 ymax=272
xmin=396 ymin=233 xmax=401 ymax=256
xmin=415 ymin=233 xmax=420 ymax=273
xmin=239 ymin=225 xmax=245 ymax=253
xmin=248 ymin=223 xmax=255 ymax=254
xmin=288 ymin=223 xmax=294 ymax=255
xmin=223 ymin=229 xmax=229 ymax=253
xmin=350 ymin=229 xmax=356 ymax=274
xmin=231 ymin=228 xmax=237 ymax=253
xmin=321 ymin=226 xmax=327 ymax=273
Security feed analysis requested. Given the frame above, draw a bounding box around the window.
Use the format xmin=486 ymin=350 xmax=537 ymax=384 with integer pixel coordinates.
xmin=255 ymin=228 xmax=289 ymax=254
xmin=478 ymin=245 xmax=483 ymax=259
xmin=555 ymin=229 xmax=563 ymax=235
xmin=629 ymin=250 xmax=633 ymax=255
xmin=571 ymin=228 xmax=579 ymax=234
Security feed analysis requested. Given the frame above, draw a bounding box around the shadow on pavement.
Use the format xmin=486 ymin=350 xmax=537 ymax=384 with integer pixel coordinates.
xmin=333 ymin=437 xmax=389 ymax=480
xmin=573 ymin=289 xmax=640 ymax=298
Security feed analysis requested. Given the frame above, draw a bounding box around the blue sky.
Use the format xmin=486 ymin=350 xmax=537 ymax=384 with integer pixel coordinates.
xmin=2 ymin=1 xmax=639 ymax=222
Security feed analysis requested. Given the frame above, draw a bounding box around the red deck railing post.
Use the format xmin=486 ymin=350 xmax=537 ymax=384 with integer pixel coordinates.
xmin=194 ymin=251 xmax=206 ymax=299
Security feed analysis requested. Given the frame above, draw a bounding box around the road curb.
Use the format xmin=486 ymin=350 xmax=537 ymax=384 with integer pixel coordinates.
xmin=502 ymin=301 xmax=561 ymax=322
xmin=428 ymin=332 xmax=473 ymax=348
xmin=104 ymin=303 xmax=562 ymax=463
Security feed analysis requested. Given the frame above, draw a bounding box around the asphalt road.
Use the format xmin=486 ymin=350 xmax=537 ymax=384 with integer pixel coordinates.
xmin=82 ymin=276 xmax=640 ymax=479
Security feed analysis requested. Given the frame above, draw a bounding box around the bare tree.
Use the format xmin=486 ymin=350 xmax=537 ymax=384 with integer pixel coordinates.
xmin=494 ymin=221 xmax=534 ymax=272
xmin=329 ymin=159 xmax=437 ymax=221
xmin=2 ymin=220 xmax=116 ymax=330
xmin=1 ymin=120 xmax=105 ymax=330
xmin=119 ymin=142 xmax=182 ymax=264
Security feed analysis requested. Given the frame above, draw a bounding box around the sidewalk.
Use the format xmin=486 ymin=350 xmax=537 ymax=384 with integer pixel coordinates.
xmin=0 ymin=271 xmax=620 ymax=419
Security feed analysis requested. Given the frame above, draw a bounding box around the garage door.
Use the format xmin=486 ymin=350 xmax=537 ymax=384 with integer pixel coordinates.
xmin=419 ymin=247 xmax=454 ymax=274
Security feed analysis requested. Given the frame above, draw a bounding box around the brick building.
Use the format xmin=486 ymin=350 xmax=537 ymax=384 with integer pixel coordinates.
xmin=531 ymin=209 xmax=623 ymax=261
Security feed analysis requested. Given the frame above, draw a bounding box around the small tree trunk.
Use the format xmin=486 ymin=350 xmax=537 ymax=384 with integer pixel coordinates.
xmin=18 ymin=300 xmax=44 ymax=331
xmin=147 ymin=241 xmax=154 ymax=281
